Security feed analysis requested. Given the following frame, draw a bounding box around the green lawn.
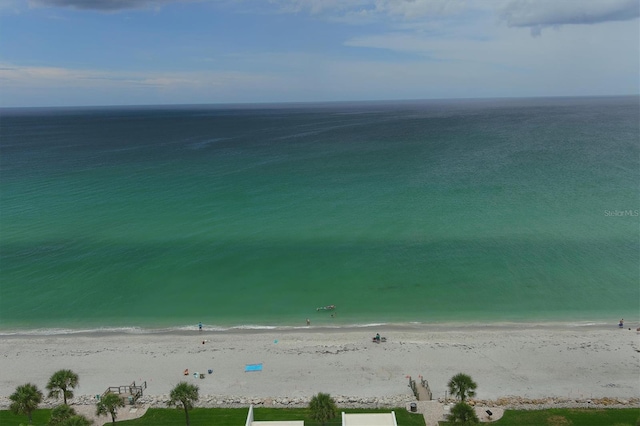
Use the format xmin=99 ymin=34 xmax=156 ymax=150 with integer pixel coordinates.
xmin=0 ymin=408 xmax=52 ymax=426
xmin=3 ymin=406 xmax=639 ymax=426
xmin=439 ymin=408 xmax=640 ymax=426
xmin=0 ymin=407 xmax=425 ymax=426
xmin=117 ymin=407 xmax=426 ymax=426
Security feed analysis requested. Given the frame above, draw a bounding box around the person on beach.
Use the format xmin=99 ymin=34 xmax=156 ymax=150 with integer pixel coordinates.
xmin=199 ymin=322 xmax=203 ymax=331
xmin=306 ymin=318 xmax=310 ymax=326
xmin=619 ymin=319 xmax=624 ymax=328
xmin=375 ymin=333 xmax=381 ymax=342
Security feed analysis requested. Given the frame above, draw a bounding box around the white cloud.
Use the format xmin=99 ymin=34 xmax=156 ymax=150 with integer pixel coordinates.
xmin=23 ymin=0 xmax=640 ymax=32
xmin=342 ymin=17 xmax=639 ymax=93
xmin=266 ymin=0 xmax=368 ymax=15
xmin=499 ymin=0 xmax=640 ymax=36
xmin=372 ymin=0 xmax=470 ymax=20
xmin=27 ymin=0 xmax=196 ymax=11
xmin=3 ymin=0 xmax=638 ymax=106
xmin=260 ymin=0 xmax=640 ymax=40
xmin=0 ymin=63 xmax=281 ymax=106
xmin=0 ymin=0 xmax=26 ymax=15
xmin=0 ymin=63 xmax=271 ymax=86
xmin=265 ymin=0 xmax=474 ymax=24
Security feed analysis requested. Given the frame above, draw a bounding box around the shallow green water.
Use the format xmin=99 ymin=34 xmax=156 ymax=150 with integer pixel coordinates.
xmin=1 ymin=97 xmax=638 ymax=331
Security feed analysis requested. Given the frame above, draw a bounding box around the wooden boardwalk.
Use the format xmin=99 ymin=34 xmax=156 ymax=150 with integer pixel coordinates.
xmin=417 ymin=383 xmax=431 ymax=401
xmin=408 ymin=375 xmax=433 ymax=401
xmin=102 ymin=381 xmax=147 ymax=405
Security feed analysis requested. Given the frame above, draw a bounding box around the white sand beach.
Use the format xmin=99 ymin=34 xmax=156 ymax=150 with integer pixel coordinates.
xmin=1 ymin=323 xmax=638 ymax=409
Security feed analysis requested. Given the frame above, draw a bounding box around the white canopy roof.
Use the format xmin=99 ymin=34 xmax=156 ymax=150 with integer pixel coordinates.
xmin=342 ymin=412 xmax=398 ymax=426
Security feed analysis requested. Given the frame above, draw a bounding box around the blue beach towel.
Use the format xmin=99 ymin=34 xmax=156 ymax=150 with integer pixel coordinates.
xmin=245 ymin=363 xmax=263 ymax=372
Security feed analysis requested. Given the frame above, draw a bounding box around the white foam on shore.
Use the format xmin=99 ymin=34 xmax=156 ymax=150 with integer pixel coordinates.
xmin=0 ymin=326 xmax=146 ymax=336
xmin=0 ymin=318 xmax=627 ymax=337
xmin=0 ymin=322 xmax=387 ymax=336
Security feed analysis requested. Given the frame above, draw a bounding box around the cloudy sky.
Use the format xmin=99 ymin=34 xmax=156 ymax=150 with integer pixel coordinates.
xmin=1 ymin=0 xmax=638 ymax=107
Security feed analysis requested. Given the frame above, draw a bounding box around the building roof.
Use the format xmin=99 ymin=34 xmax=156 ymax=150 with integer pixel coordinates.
xmin=342 ymin=412 xmax=398 ymax=426
xmin=246 ymin=405 xmax=304 ymax=426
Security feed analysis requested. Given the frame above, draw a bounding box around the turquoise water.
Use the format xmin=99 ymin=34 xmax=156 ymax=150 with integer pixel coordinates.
xmin=1 ymin=97 xmax=638 ymax=331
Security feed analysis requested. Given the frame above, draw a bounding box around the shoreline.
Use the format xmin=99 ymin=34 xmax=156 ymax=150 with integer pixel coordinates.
xmin=2 ymin=324 xmax=638 ymax=406
xmin=0 ymin=319 xmax=633 ymax=337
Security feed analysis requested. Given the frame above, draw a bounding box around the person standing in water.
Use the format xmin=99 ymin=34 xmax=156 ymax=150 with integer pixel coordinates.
xmin=199 ymin=322 xmax=203 ymax=331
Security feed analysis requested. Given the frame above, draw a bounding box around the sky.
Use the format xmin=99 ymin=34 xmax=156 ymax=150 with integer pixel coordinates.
xmin=0 ymin=0 xmax=638 ymax=107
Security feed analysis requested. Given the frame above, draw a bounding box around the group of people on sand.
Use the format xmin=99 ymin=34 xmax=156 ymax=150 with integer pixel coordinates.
xmin=373 ymin=333 xmax=387 ymax=343
xmin=618 ymin=318 xmax=640 ymax=332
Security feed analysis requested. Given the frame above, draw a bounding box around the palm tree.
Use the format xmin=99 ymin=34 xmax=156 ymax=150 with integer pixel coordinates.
xmin=48 ymin=404 xmax=77 ymax=425
xmin=59 ymin=416 xmax=92 ymax=426
xmin=96 ymin=392 xmax=125 ymax=423
xmin=9 ymin=383 xmax=43 ymax=425
xmin=168 ymin=382 xmax=199 ymax=426
xmin=308 ymin=392 xmax=337 ymax=426
xmin=447 ymin=373 xmax=477 ymax=402
xmin=447 ymin=401 xmax=479 ymax=424
xmin=47 ymin=369 xmax=79 ymax=405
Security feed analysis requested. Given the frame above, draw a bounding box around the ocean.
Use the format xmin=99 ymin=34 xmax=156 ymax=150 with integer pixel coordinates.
xmin=1 ymin=97 xmax=638 ymax=333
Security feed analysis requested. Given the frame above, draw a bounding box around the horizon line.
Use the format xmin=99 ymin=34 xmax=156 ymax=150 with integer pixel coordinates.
xmin=1 ymin=94 xmax=638 ymax=111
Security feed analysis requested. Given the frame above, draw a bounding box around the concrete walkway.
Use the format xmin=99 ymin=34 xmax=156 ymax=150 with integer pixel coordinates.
xmin=73 ymin=403 xmax=149 ymax=425
xmin=405 ymin=401 xmax=504 ymax=426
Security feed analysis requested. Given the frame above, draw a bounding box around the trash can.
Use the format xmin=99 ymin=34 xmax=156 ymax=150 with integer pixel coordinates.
xmin=410 ymin=403 xmax=417 ymax=412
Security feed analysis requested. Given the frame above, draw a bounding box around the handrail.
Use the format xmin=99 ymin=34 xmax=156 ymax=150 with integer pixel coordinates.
xmin=102 ymin=380 xmax=148 ymax=402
